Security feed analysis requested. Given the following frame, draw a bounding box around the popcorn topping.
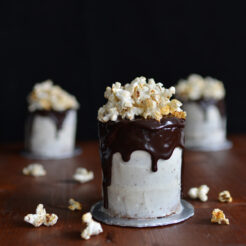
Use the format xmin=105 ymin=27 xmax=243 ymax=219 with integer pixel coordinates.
xmin=81 ymin=212 xmax=103 ymax=240
xmin=24 ymin=204 xmax=58 ymax=227
xmin=28 ymin=80 xmax=79 ymax=112
xmin=98 ymin=76 xmax=186 ymax=122
xmin=211 ymin=208 xmax=229 ymax=225
xmin=218 ymin=190 xmax=233 ymax=203
xmin=22 ymin=163 xmax=47 ymax=177
xmin=68 ymin=198 xmax=82 ymax=211
xmin=188 ymin=185 xmax=210 ymax=202
xmin=176 ymin=74 xmax=225 ymax=101
xmin=73 ymin=167 xmax=94 ymax=183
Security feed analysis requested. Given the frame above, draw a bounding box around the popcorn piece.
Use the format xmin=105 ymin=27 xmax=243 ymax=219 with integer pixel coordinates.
xmin=22 ymin=163 xmax=46 ymax=177
xmin=68 ymin=198 xmax=82 ymax=211
xmin=28 ymin=79 xmax=79 ymax=112
xmin=98 ymin=76 xmax=186 ymax=122
xmin=187 ymin=187 xmax=198 ymax=199
xmin=24 ymin=204 xmax=58 ymax=227
xmin=176 ymin=74 xmax=225 ymax=101
xmin=81 ymin=212 xmax=103 ymax=240
xmin=188 ymin=185 xmax=210 ymax=202
xmin=218 ymin=190 xmax=233 ymax=203
xmin=24 ymin=204 xmax=46 ymax=227
xmin=73 ymin=168 xmax=94 ymax=183
xmin=44 ymin=213 xmax=58 ymax=226
xmin=211 ymin=208 xmax=229 ymax=225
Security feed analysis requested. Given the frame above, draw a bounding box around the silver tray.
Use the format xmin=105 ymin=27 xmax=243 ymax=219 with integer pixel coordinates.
xmin=91 ymin=199 xmax=194 ymax=228
xmin=185 ymin=140 xmax=232 ymax=152
xmin=21 ymin=147 xmax=82 ymax=160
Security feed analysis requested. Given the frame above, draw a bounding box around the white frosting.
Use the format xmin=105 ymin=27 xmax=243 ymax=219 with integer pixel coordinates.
xmin=176 ymin=74 xmax=225 ymax=101
xmin=183 ymin=102 xmax=226 ymax=148
xmin=28 ymin=80 xmax=79 ymax=112
xmin=106 ymin=148 xmax=182 ymax=218
xmin=98 ymin=76 xmax=186 ymax=122
xmin=25 ymin=110 xmax=77 ymax=157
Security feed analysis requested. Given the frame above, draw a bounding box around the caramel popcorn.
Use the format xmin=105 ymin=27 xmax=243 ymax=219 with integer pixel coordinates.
xmin=73 ymin=167 xmax=94 ymax=183
xmin=188 ymin=185 xmax=210 ymax=202
xmin=24 ymin=204 xmax=58 ymax=227
xmin=22 ymin=163 xmax=46 ymax=177
xmin=211 ymin=208 xmax=229 ymax=225
xmin=218 ymin=190 xmax=233 ymax=203
xmin=81 ymin=212 xmax=103 ymax=240
xmin=98 ymin=76 xmax=186 ymax=122
xmin=176 ymin=74 xmax=225 ymax=101
xmin=44 ymin=213 xmax=59 ymax=226
xmin=28 ymin=80 xmax=79 ymax=112
xmin=68 ymin=198 xmax=82 ymax=211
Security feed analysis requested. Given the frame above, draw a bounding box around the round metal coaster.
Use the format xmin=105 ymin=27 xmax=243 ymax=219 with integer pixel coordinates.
xmin=186 ymin=140 xmax=232 ymax=152
xmin=21 ymin=147 xmax=82 ymax=160
xmin=91 ymin=199 xmax=194 ymax=228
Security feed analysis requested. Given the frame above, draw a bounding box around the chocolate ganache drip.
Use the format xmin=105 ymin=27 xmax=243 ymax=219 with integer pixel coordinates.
xmin=25 ymin=110 xmax=70 ymax=150
xmin=98 ymin=116 xmax=185 ymax=208
xmin=179 ymin=98 xmax=225 ymax=118
xmin=195 ymin=98 xmax=225 ymax=118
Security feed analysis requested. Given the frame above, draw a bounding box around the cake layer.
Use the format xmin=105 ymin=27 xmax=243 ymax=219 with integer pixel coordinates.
xmin=184 ymin=102 xmax=226 ymax=147
xmin=26 ymin=110 xmax=77 ymax=157
xmin=106 ymin=148 xmax=182 ymax=218
xmin=98 ymin=116 xmax=185 ymax=209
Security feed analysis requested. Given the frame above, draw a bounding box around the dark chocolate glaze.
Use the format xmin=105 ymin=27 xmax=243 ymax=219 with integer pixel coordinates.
xmin=98 ymin=116 xmax=185 ymax=208
xmin=177 ymin=98 xmax=226 ymax=118
xmin=194 ymin=99 xmax=225 ymax=118
xmin=25 ymin=110 xmax=70 ymax=151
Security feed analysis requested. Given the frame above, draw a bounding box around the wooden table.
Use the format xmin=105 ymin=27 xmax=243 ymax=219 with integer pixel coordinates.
xmin=0 ymin=135 xmax=246 ymax=246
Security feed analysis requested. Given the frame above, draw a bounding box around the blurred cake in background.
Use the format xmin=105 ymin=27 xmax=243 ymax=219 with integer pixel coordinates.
xmin=176 ymin=74 xmax=231 ymax=151
xmin=25 ymin=80 xmax=79 ymax=159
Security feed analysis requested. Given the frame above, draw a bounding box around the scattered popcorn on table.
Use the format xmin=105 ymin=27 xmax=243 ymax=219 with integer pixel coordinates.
xmin=68 ymin=198 xmax=82 ymax=211
xmin=73 ymin=168 xmax=94 ymax=183
xmin=44 ymin=213 xmax=58 ymax=226
xmin=188 ymin=185 xmax=210 ymax=202
xmin=24 ymin=204 xmax=58 ymax=227
xmin=218 ymin=190 xmax=233 ymax=203
xmin=81 ymin=212 xmax=103 ymax=240
xmin=211 ymin=208 xmax=229 ymax=225
xmin=22 ymin=163 xmax=46 ymax=177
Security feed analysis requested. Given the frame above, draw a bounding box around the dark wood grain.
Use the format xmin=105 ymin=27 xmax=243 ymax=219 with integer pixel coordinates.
xmin=0 ymin=136 xmax=246 ymax=246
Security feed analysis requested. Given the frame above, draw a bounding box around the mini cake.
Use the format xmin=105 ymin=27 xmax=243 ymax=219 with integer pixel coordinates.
xmin=176 ymin=74 xmax=227 ymax=150
xmin=98 ymin=76 xmax=186 ymax=219
xmin=25 ymin=80 xmax=79 ymax=158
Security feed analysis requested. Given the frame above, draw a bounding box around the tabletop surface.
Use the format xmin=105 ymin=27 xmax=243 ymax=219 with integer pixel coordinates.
xmin=0 ymin=135 xmax=246 ymax=246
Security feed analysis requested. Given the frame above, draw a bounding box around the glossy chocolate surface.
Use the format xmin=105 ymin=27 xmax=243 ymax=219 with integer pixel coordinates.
xmin=98 ymin=116 xmax=185 ymax=208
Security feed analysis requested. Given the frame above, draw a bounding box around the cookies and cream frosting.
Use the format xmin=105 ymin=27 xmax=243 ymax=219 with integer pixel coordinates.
xmin=28 ymin=80 xmax=79 ymax=112
xmin=98 ymin=76 xmax=186 ymax=122
xmin=176 ymin=74 xmax=225 ymax=101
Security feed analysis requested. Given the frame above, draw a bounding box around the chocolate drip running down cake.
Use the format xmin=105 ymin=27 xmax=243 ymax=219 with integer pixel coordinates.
xmin=98 ymin=76 xmax=186 ymax=218
xmin=25 ymin=80 xmax=79 ymax=158
xmin=176 ymin=74 xmax=227 ymax=150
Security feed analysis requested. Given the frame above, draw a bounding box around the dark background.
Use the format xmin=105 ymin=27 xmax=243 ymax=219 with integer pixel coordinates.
xmin=1 ymin=1 xmax=246 ymax=142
